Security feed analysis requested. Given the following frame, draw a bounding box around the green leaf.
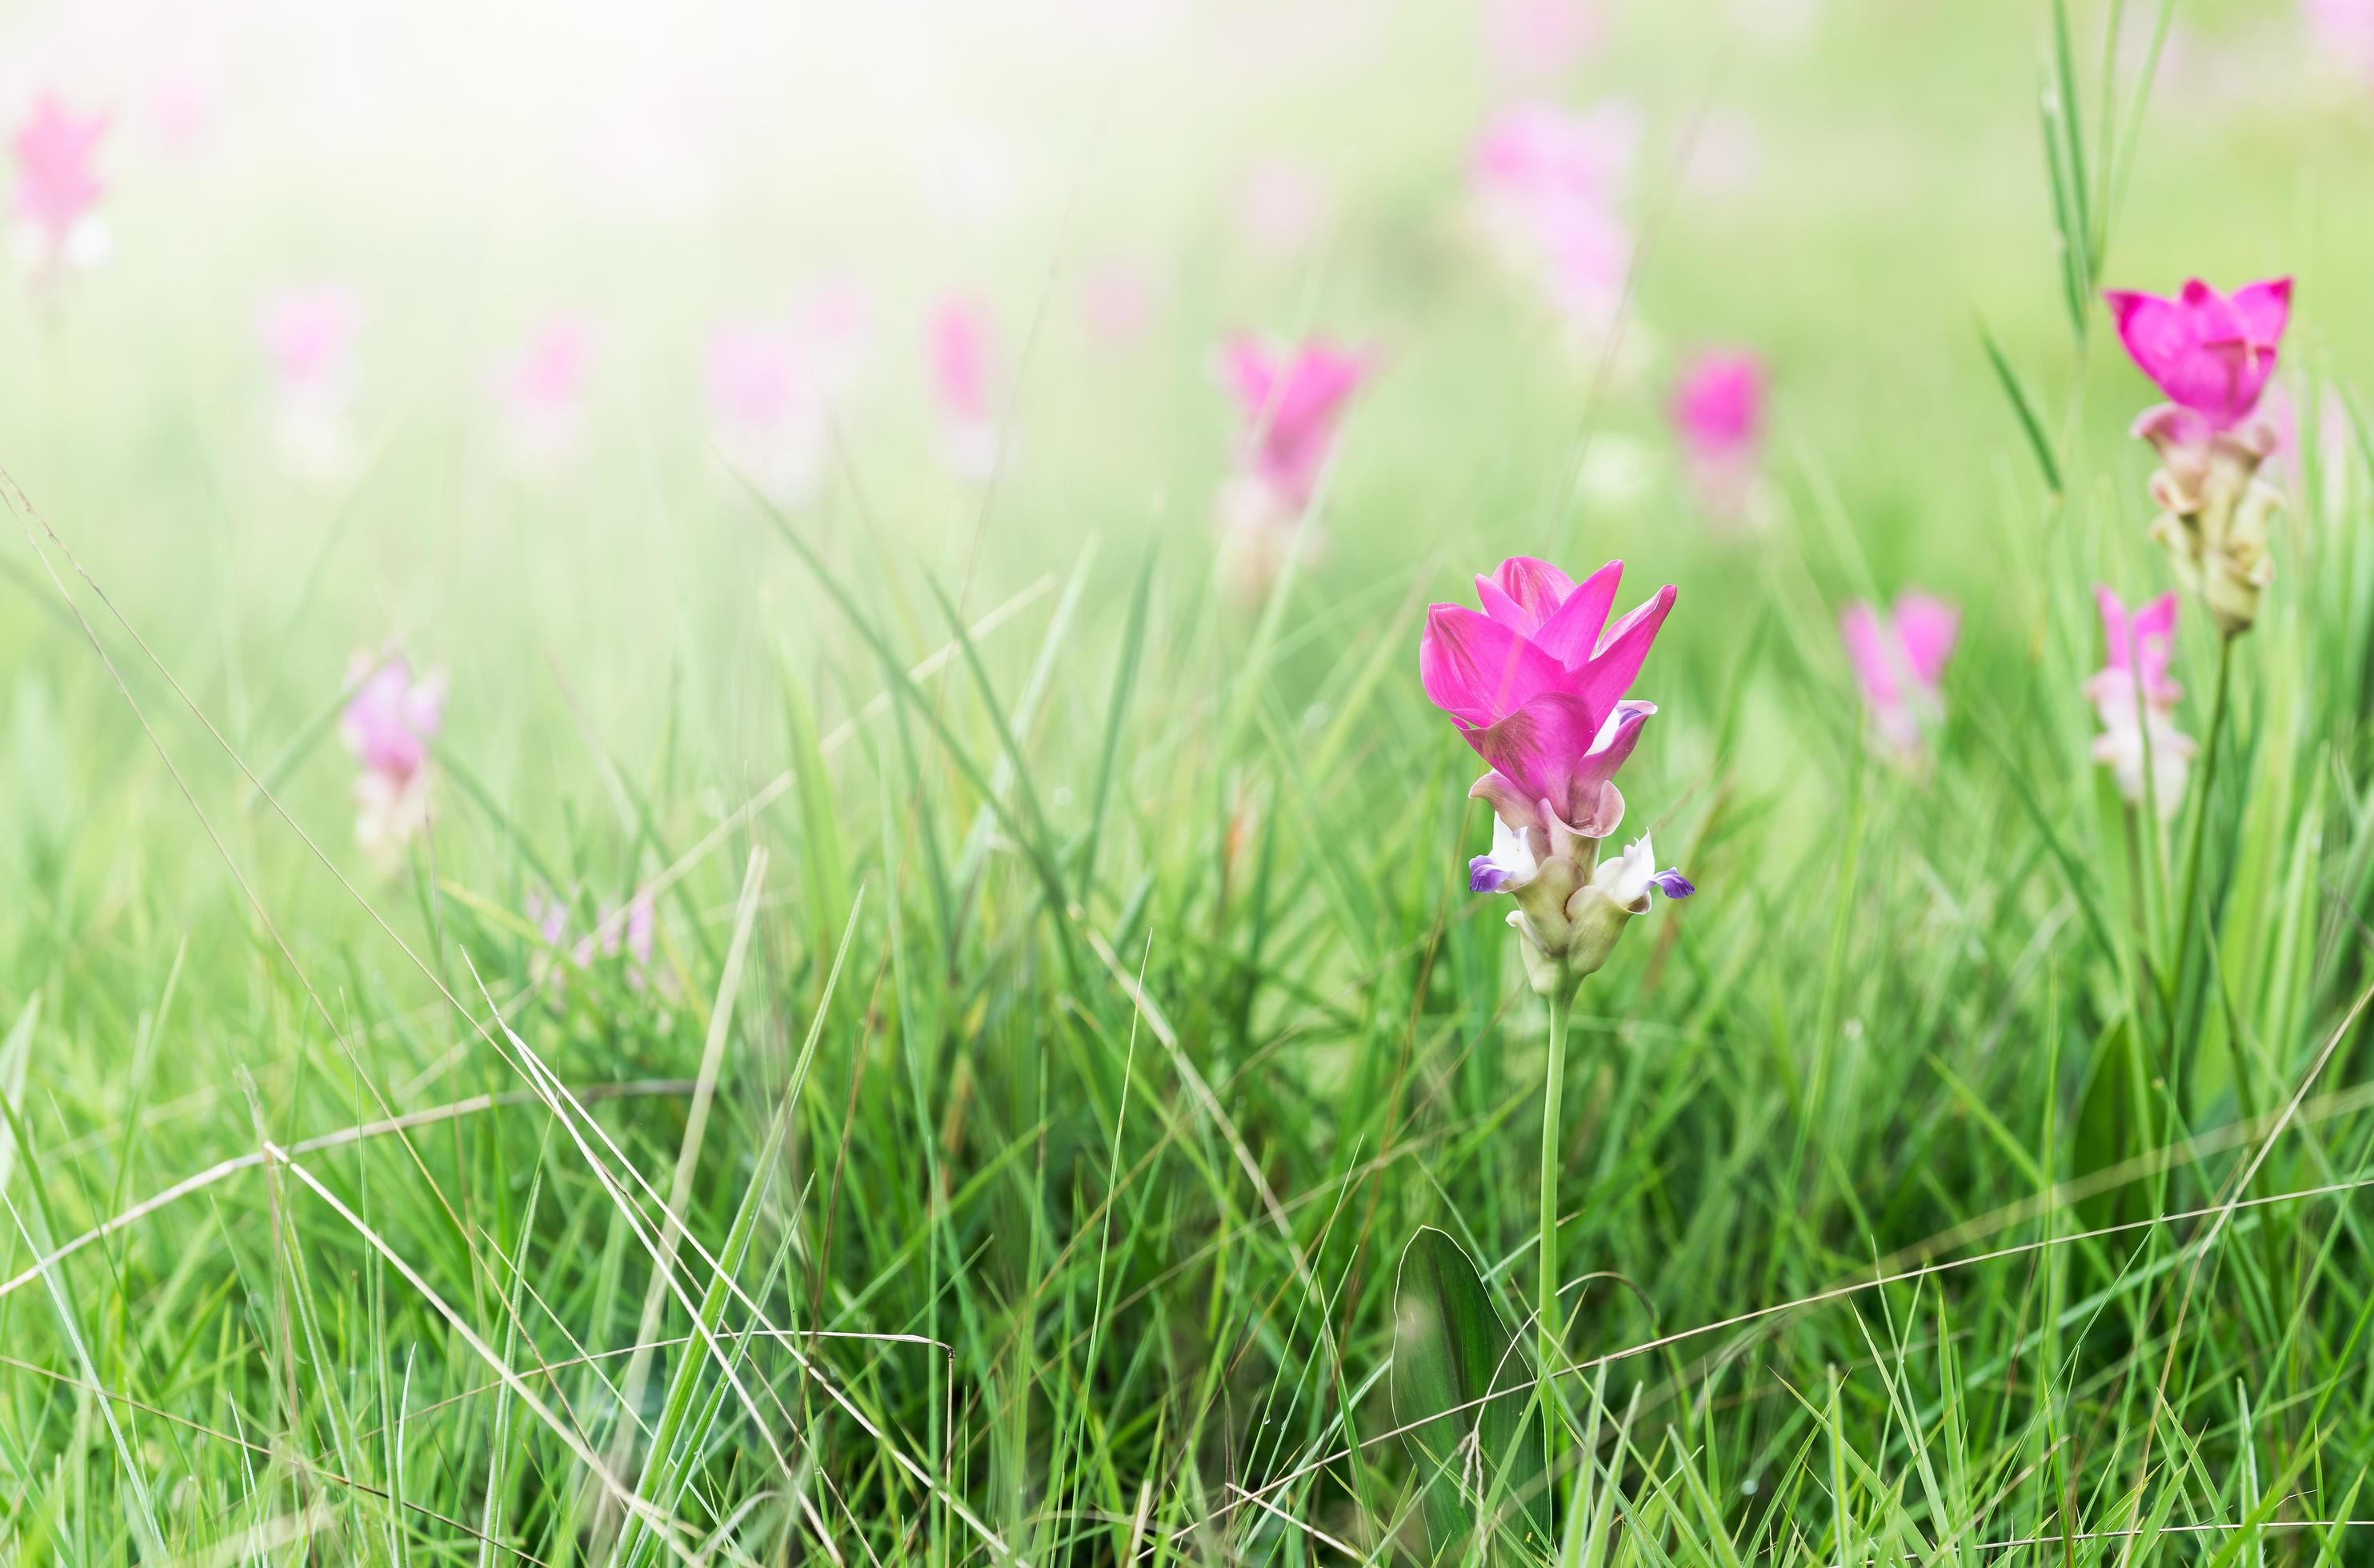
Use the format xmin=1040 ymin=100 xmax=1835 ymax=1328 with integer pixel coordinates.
xmin=1389 ymin=1226 xmax=1551 ymax=1566
xmin=1978 ymin=323 xmax=2063 ymax=496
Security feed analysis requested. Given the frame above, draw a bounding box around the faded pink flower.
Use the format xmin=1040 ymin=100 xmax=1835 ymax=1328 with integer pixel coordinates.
xmin=530 ymin=884 xmax=660 ymax=994
xmin=1218 ymin=335 xmax=1375 ymax=517
xmin=1671 ymin=353 xmax=1766 ymax=488
xmin=493 ymin=314 xmax=597 ymax=475
xmin=1081 ymin=264 xmax=1158 ymax=348
xmin=2086 ymin=586 xmax=2193 ymax=818
xmin=707 ymin=319 xmax=831 ymax=506
xmin=1840 ymin=594 xmax=1957 ymax=755
xmin=340 ymin=651 xmax=446 ymax=858
xmin=2103 ymin=277 xmax=2292 ymax=438
xmin=929 ymin=295 xmax=1003 ymax=479
xmin=1470 ymin=100 xmax=1639 ymax=335
xmin=13 ymin=92 xmax=110 ymax=274
xmin=259 ymin=286 xmax=361 ymax=399
xmin=1486 ymin=0 xmax=1605 ymax=82
xmin=1238 ymin=160 xmax=1330 ymax=254
xmin=2304 ymin=0 xmax=2374 ymax=78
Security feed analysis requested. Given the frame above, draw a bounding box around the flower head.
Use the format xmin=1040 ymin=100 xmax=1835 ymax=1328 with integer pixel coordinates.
xmin=2103 ymin=277 xmax=2291 ymax=436
xmin=1670 ymin=349 xmax=1768 ymax=518
xmin=1840 ymin=594 xmax=1957 ymax=755
xmin=13 ymin=93 xmax=106 ymax=263
xmin=259 ymin=286 xmax=361 ymax=399
xmin=340 ymin=652 xmax=446 ymax=859
xmin=494 ymin=314 xmax=596 ymax=474
xmin=929 ymin=294 xmax=1003 ymax=478
xmin=2085 ymin=586 xmax=2193 ymax=818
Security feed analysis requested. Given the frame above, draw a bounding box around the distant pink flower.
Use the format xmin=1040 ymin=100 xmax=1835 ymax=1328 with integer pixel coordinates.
xmin=1471 ymin=100 xmax=1639 ymax=334
xmin=707 ymin=318 xmax=837 ymax=506
xmin=259 ymin=286 xmax=361 ymax=398
xmin=1422 ymin=556 xmax=1676 ymax=842
xmin=493 ymin=314 xmax=597 ymax=475
xmin=340 ymin=651 xmax=446 ymax=858
xmin=2304 ymin=0 xmax=2374 ymax=78
xmin=929 ymin=295 xmax=1003 ymax=478
xmin=1082 ymin=264 xmax=1158 ymax=347
xmin=529 ymin=886 xmax=658 ymax=992
xmin=13 ymin=92 xmax=109 ymax=274
xmin=1840 ymin=594 xmax=1957 ymax=755
xmin=1239 ymin=161 xmax=1329 ymax=254
xmin=2103 ymin=277 xmax=2292 ymax=438
xmin=1670 ymin=350 xmax=1767 ymax=514
xmin=1217 ymin=335 xmax=1375 ymax=519
xmin=2086 ymin=586 xmax=2193 ymax=817
xmin=1485 ymin=0 xmax=1605 ymax=82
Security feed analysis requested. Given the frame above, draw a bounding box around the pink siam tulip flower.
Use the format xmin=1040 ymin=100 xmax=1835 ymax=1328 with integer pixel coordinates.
xmin=339 ymin=651 xmax=446 ymax=859
xmin=1213 ymin=335 xmax=1375 ymax=598
xmin=1470 ymin=100 xmax=1639 ymax=338
xmin=2104 ymin=277 xmax=2292 ymax=438
xmin=1840 ymin=594 xmax=1957 ymax=757
xmin=2104 ymin=277 xmax=2294 ymax=635
xmin=1423 ymin=557 xmax=1689 ymax=994
xmin=2085 ymin=586 xmax=2193 ymax=818
xmin=258 ymin=286 xmax=363 ymax=486
xmin=1485 ymin=0 xmax=1605 ymax=82
xmin=492 ymin=314 xmax=597 ymax=478
xmin=13 ymin=92 xmax=110 ymax=278
xmin=1669 ymin=349 xmax=1768 ymax=519
xmin=929 ymin=295 xmax=1003 ymax=480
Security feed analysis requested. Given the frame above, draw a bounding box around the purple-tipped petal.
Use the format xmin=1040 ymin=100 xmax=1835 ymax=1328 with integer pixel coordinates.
xmin=1420 ymin=603 xmax=1569 ymax=728
xmin=1469 ymin=855 xmax=1515 ymax=893
xmin=1649 ymin=868 xmax=1695 ymax=898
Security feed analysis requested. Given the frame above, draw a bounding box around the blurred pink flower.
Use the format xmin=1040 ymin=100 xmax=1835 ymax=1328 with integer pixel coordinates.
xmin=340 ymin=651 xmax=446 ymax=858
xmin=1081 ymin=264 xmax=1158 ymax=347
xmin=1239 ymin=161 xmax=1330 ymax=254
xmin=493 ymin=314 xmax=597 ymax=476
xmin=1485 ymin=0 xmax=1606 ymax=82
xmin=1471 ymin=100 xmax=1639 ymax=335
xmin=259 ymin=286 xmax=361 ymax=398
xmin=2304 ymin=0 xmax=2374 ymax=78
xmin=929 ymin=295 xmax=1003 ymax=478
xmin=707 ymin=318 xmax=835 ymax=506
xmin=1669 ymin=350 xmax=1768 ymax=521
xmin=2103 ymin=277 xmax=2292 ymax=438
xmin=1840 ymin=594 xmax=1957 ymax=755
xmin=12 ymin=92 xmax=109 ymax=274
xmin=1218 ymin=335 xmax=1375 ymax=517
xmin=2086 ymin=586 xmax=2192 ymax=817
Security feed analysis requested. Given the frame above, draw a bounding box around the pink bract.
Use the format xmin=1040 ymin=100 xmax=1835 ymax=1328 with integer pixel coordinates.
xmin=2102 ymin=277 xmax=2292 ymax=432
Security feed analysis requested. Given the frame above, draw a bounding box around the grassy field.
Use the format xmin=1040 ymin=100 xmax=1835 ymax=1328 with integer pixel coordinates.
xmin=7 ymin=0 xmax=2374 ymax=1561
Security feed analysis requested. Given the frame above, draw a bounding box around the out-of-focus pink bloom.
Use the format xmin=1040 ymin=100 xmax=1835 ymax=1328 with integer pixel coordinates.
xmin=707 ymin=308 xmax=859 ymax=507
xmin=493 ymin=314 xmax=597 ymax=477
xmin=1422 ymin=557 xmax=1675 ymax=841
xmin=531 ymin=884 xmax=661 ymax=994
xmin=13 ymin=92 xmax=110 ymax=276
xmin=339 ymin=651 xmax=446 ymax=858
xmin=2103 ymin=277 xmax=2292 ymax=438
xmin=1670 ymin=349 xmax=1767 ymax=517
xmin=1840 ymin=594 xmax=1957 ymax=756
xmin=1218 ymin=336 xmax=1375 ymax=517
xmin=259 ymin=286 xmax=360 ymax=398
xmin=1486 ymin=0 xmax=1605 ymax=82
xmin=1470 ymin=100 xmax=1639 ymax=337
xmin=2087 ymin=586 xmax=2193 ymax=818
xmin=2304 ymin=0 xmax=2374 ymax=78
xmin=929 ymin=295 xmax=1003 ymax=479
xmin=1682 ymin=110 xmax=1763 ymax=198
xmin=1238 ymin=160 xmax=1330 ymax=254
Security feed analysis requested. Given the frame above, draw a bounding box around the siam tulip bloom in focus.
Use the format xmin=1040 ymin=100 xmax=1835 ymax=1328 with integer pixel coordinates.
xmin=929 ymin=295 xmax=1004 ymax=481
xmin=492 ymin=314 xmax=596 ymax=480
xmin=2104 ymin=277 xmax=2292 ymax=636
xmin=339 ymin=651 xmax=446 ymax=861
xmin=1422 ymin=557 xmax=1691 ymax=996
xmin=12 ymin=93 xmax=110 ymax=282
xmin=1840 ymin=594 xmax=1957 ymax=758
xmin=259 ymin=285 xmax=363 ymax=486
xmin=1213 ymin=335 xmax=1375 ymax=598
xmin=2086 ymin=586 xmax=2194 ymax=820
xmin=1669 ymin=349 xmax=1769 ymax=523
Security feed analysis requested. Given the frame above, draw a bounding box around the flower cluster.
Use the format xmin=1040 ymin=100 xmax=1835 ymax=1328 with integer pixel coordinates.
xmin=338 ymin=653 xmax=446 ymax=862
xmin=2104 ymin=277 xmax=2292 ymax=637
xmin=1422 ymin=557 xmax=1691 ymax=997
xmin=2086 ymin=586 xmax=2193 ymax=819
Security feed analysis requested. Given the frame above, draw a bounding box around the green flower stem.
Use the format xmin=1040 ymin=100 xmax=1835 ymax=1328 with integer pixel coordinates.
xmin=1538 ymin=983 xmax=1572 ymax=1458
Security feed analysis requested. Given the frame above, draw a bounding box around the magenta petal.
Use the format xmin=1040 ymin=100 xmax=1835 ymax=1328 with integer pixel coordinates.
xmin=1531 ymin=558 xmax=1624 ymax=667
xmin=1420 ymin=603 xmax=1569 ymax=728
xmin=1892 ymin=594 xmax=1959 ymax=686
xmin=1570 ymin=699 xmax=1654 ymax=797
xmin=2106 ymin=289 xmax=2188 ymax=394
xmin=1467 ymin=690 xmax=1602 ymax=813
xmin=1487 ymin=557 xmax=1578 ymax=630
xmin=2231 ymin=277 xmax=2292 ymax=349
xmin=1567 ymin=584 xmax=1675 ymax=716
xmin=1475 ymin=575 xmax=1535 ymax=634
xmin=1840 ymin=601 xmax=1898 ymax=707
